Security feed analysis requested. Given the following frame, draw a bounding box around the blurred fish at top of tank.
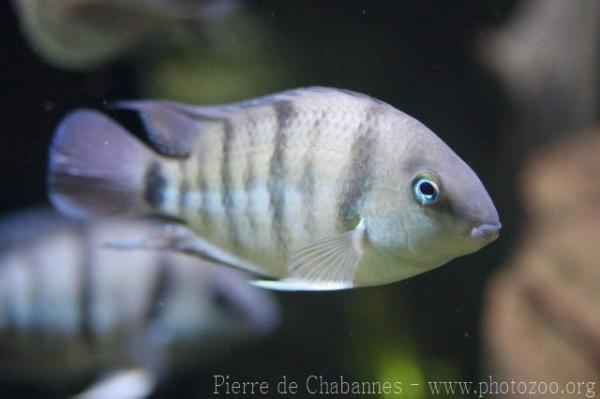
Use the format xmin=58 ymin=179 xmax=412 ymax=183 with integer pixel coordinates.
xmin=0 ymin=207 xmax=279 ymax=399
xmin=13 ymin=0 xmax=240 ymax=70
xmin=47 ymin=87 xmax=501 ymax=291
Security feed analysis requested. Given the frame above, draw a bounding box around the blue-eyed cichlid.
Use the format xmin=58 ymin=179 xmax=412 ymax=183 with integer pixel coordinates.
xmin=48 ymin=87 xmax=501 ymax=291
xmin=0 ymin=207 xmax=279 ymax=398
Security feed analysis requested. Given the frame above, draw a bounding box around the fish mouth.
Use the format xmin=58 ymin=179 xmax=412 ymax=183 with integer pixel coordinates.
xmin=470 ymin=222 xmax=502 ymax=241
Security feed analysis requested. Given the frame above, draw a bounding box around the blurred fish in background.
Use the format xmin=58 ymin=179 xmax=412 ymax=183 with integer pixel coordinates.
xmin=0 ymin=207 xmax=279 ymax=398
xmin=13 ymin=0 xmax=287 ymax=103
xmin=13 ymin=0 xmax=239 ymax=70
xmin=480 ymin=0 xmax=600 ymax=394
xmin=7 ymin=1 xmax=287 ymax=397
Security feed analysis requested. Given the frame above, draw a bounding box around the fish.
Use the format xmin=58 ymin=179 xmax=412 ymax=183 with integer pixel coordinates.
xmin=47 ymin=86 xmax=501 ymax=291
xmin=0 ymin=207 xmax=279 ymax=398
xmin=13 ymin=0 xmax=239 ymax=70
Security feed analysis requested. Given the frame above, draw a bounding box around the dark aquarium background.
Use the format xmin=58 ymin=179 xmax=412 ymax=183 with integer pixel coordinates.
xmin=1 ymin=1 xmax=598 ymax=398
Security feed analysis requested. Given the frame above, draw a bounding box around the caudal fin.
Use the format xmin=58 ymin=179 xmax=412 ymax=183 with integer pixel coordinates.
xmin=48 ymin=109 xmax=157 ymax=219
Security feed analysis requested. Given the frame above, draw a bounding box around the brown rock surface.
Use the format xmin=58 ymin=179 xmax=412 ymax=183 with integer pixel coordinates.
xmin=483 ymin=132 xmax=600 ymax=396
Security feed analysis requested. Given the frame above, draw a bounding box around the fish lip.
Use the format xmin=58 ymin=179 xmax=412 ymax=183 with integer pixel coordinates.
xmin=470 ymin=222 xmax=502 ymax=241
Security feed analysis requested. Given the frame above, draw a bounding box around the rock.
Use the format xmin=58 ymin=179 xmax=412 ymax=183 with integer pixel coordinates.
xmin=483 ymin=133 xmax=600 ymax=395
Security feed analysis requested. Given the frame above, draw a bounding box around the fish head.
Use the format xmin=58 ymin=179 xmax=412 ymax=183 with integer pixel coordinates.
xmin=380 ymin=125 xmax=501 ymax=266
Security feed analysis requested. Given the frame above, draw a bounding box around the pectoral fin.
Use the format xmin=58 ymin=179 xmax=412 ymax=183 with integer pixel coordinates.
xmin=254 ymin=220 xmax=366 ymax=291
xmin=72 ymin=368 xmax=155 ymax=399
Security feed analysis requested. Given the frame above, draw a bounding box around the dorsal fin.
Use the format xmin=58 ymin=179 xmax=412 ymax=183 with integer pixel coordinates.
xmin=208 ymin=86 xmax=384 ymax=110
xmin=113 ymin=100 xmax=223 ymax=157
xmin=113 ymin=87 xmax=382 ymax=158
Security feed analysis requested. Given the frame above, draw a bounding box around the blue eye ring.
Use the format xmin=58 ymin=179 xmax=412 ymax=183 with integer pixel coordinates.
xmin=411 ymin=173 xmax=442 ymax=205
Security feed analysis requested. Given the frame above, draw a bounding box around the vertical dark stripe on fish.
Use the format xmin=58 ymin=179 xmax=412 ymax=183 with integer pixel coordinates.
xmin=144 ymin=162 xmax=166 ymax=210
xmin=300 ymin=159 xmax=316 ymax=239
xmin=143 ymin=255 xmax=172 ymax=325
xmin=177 ymin=160 xmax=188 ymax=215
xmin=197 ymin=154 xmax=207 ymax=228
xmin=243 ymin=117 xmax=259 ymax=240
xmin=299 ymin=111 xmax=323 ymax=240
xmin=337 ymin=104 xmax=381 ymax=228
xmin=268 ymin=100 xmax=294 ymax=253
xmin=221 ymin=119 xmax=240 ymax=247
xmin=199 ymin=170 xmax=209 ymax=229
xmin=79 ymin=225 xmax=94 ymax=344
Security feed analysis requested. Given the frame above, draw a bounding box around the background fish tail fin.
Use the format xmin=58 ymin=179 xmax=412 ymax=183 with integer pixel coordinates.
xmin=48 ymin=109 xmax=158 ymax=219
xmin=72 ymin=368 xmax=156 ymax=399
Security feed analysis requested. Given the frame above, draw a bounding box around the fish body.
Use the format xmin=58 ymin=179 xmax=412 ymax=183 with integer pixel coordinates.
xmin=48 ymin=87 xmax=501 ymax=290
xmin=0 ymin=207 xmax=278 ymax=396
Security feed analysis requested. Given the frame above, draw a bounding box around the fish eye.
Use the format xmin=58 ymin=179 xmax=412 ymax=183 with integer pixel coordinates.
xmin=411 ymin=173 xmax=441 ymax=205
